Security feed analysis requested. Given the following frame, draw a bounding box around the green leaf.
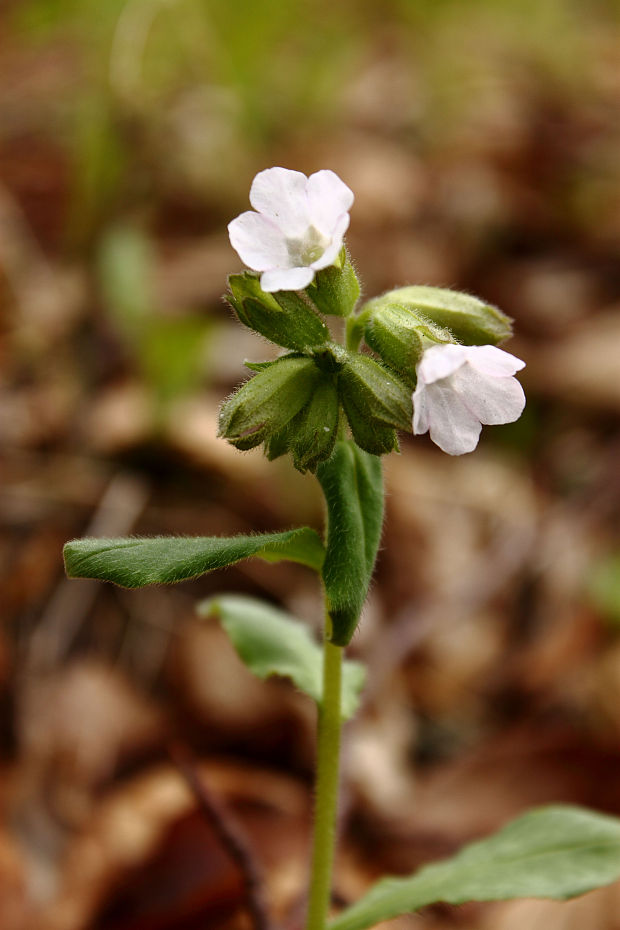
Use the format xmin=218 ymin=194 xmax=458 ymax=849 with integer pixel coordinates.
xmin=317 ymin=440 xmax=384 ymax=646
xmin=198 ymin=594 xmax=365 ymax=719
xmin=64 ymin=528 xmax=325 ymax=587
xmin=328 ymin=805 xmax=620 ymax=930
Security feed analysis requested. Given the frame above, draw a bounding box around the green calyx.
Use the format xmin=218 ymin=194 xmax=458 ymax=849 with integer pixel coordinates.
xmin=306 ymin=251 xmax=361 ymax=317
xmin=364 ymin=303 xmax=452 ymax=388
xmin=266 ymin=376 xmax=340 ymax=473
xmin=222 ymin=267 xmax=470 ymax=469
xmin=338 ymin=353 xmax=412 ymax=455
xmin=219 ymin=343 xmax=415 ymax=468
xmin=218 ymin=354 xmax=322 ymax=451
xmin=227 ymin=272 xmax=329 ymax=352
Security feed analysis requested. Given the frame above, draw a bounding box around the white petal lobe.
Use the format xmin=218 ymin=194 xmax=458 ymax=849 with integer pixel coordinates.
xmin=466 ymin=344 xmax=526 ymax=377
xmin=311 ymin=214 xmax=350 ymax=270
xmin=250 ymin=167 xmax=310 ymax=238
xmin=417 ymin=343 xmax=468 ymax=383
xmin=260 ymin=266 xmax=315 ymax=293
xmin=307 ymin=170 xmax=355 ymax=236
xmin=228 ymin=212 xmax=289 ymax=271
xmin=426 ymin=384 xmax=483 ymax=454
xmin=455 ymin=366 xmax=526 ymax=424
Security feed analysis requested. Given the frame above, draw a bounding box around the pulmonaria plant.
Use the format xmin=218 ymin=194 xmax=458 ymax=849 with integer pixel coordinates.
xmin=223 ymin=166 xmax=525 ymax=464
xmin=63 ymin=168 xmax=620 ymax=930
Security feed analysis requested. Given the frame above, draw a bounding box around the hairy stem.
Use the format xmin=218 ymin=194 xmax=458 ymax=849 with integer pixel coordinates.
xmin=306 ymin=631 xmax=344 ymax=930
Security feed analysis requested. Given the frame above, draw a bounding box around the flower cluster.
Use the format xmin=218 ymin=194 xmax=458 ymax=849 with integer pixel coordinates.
xmin=224 ymin=167 xmax=525 ymax=465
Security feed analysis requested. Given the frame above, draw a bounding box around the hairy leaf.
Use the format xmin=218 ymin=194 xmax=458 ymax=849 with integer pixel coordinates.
xmin=64 ymin=528 xmax=325 ymax=587
xmin=198 ymin=595 xmax=365 ymax=719
xmin=317 ymin=440 xmax=384 ymax=646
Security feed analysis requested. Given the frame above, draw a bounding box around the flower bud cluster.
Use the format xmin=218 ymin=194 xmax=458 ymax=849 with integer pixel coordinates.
xmin=218 ymin=270 xmax=413 ymax=469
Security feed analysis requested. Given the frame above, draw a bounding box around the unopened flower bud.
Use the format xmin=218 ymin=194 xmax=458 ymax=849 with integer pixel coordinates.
xmin=218 ymin=355 xmax=321 ymax=451
xmin=365 ymin=285 xmax=513 ymax=346
xmin=306 ymin=251 xmax=361 ymax=317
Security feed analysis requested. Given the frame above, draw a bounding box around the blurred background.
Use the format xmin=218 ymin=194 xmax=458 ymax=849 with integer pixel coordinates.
xmin=2 ymin=0 xmax=620 ymax=927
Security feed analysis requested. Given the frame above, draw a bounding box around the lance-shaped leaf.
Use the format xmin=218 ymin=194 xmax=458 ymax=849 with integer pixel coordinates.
xmin=198 ymin=595 xmax=365 ymax=720
xmin=328 ymin=805 xmax=620 ymax=930
xmin=317 ymin=440 xmax=384 ymax=646
xmin=64 ymin=528 xmax=325 ymax=587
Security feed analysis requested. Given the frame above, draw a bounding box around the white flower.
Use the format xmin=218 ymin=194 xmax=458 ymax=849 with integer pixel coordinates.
xmin=412 ymin=343 xmax=526 ymax=455
xmin=228 ymin=167 xmax=354 ymax=293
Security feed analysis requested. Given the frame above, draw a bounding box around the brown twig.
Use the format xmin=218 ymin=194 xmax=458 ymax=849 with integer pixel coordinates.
xmin=169 ymin=741 xmax=273 ymax=930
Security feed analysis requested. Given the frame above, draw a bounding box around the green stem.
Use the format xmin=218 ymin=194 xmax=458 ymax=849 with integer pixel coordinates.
xmin=306 ymin=628 xmax=344 ymax=930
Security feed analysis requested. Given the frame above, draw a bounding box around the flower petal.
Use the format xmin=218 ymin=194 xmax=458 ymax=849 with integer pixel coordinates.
xmin=412 ymin=382 xmax=430 ymax=434
xmin=455 ymin=365 xmax=526 ymax=425
xmin=260 ymin=266 xmax=315 ymax=293
xmin=311 ymin=214 xmax=350 ymax=271
xmin=416 ymin=343 xmax=468 ymax=384
xmin=250 ymin=167 xmax=310 ymax=237
xmin=424 ymin=382 xmax=483 ymax=454
xmin=307 ymin=169 xmax=354 ymax=237
xmin=465 ymin=344 xmax=526 ymax=377
xmin=228 ymin=212 xmax=290 ymax=271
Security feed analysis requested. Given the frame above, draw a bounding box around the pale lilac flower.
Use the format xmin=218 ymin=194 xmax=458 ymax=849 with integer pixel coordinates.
xmin=412 ymin=343 xmax=526 ymax=455
xmin=228 ymin=167 xmax=354 ymax=292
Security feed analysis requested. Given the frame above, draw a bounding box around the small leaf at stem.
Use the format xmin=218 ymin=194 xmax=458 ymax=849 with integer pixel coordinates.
xmin=327 ymin=805 xmax=620 ymax=930
xmin=317 ymin=440 xmax=384 ymax=646
xmin=64 ymin=528 xmax=325 ymax=587
xmin=198 ymin=594 xmax=365 ymax=720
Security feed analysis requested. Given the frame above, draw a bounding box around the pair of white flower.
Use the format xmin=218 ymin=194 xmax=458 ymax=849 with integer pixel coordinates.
xmin=228 ymin=167 xmax=525 ymax=456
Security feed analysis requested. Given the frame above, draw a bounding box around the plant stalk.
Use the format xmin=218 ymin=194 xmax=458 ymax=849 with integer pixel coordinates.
xmin=306 ymin=631 xmax=344 ymax=930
